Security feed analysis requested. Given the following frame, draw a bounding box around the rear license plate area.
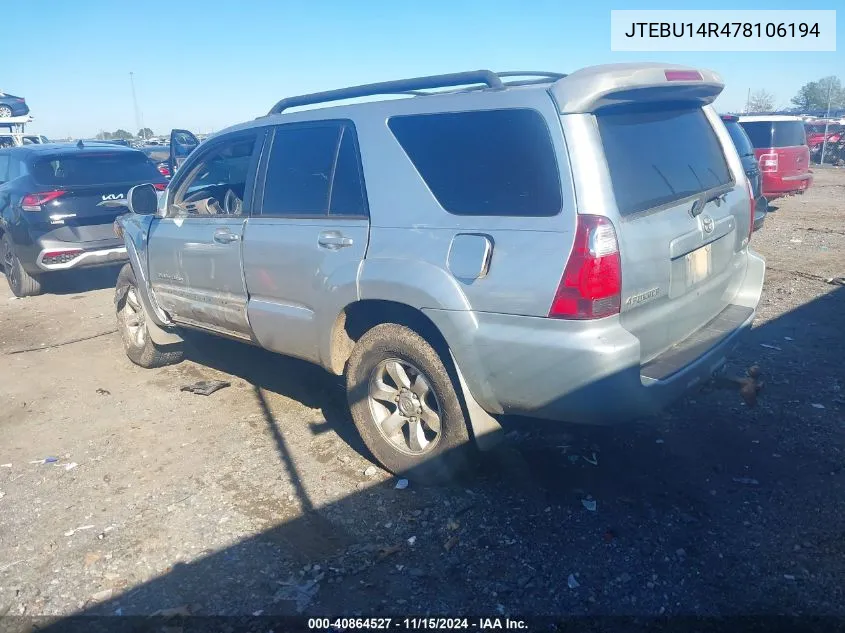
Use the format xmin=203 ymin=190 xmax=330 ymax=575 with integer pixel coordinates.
xmin=686 ymin=243 xmax=712 ymax=285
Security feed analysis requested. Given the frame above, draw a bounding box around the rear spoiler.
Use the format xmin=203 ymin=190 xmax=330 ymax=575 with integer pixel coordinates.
xmin=549 ymin=63 xmax=723 ymax=114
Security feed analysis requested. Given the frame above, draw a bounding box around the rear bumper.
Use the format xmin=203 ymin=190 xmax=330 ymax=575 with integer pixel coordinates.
xmin=427 ymin=250 xmax=765 ymax=425
xmin=763 ymin=172 xmax=813 ymax=199
xmin=19 ymin=237 xmax=127 ymax=273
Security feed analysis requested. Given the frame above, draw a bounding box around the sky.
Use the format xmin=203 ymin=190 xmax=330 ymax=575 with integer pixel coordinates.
xmin=2 ymin=0 xmax=842 ymax=139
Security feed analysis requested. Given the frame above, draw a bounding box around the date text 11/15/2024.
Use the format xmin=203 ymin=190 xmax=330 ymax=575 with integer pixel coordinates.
xmin=624 ymin=22 xmax=820 ymax=38
xmin=308 ymin=617 xmax=528 ymax=630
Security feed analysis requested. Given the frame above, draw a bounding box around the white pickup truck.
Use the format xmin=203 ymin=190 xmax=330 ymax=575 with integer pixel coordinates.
xmin=0 ymin=115 xmax=47 ymax=147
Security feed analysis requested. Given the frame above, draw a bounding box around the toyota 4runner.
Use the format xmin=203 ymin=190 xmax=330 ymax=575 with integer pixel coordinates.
xmin=114 ymin=64 xmax=765 ymax=482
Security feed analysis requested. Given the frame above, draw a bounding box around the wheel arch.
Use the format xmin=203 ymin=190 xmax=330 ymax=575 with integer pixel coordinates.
xmin=327 ymin=299 xmax=503 ymax=450
xmin=326 ymin=299 xmax=447 ymax=376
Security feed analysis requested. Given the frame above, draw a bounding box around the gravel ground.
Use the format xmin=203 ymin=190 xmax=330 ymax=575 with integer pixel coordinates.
xmin=0 ymin=168 xmax=843 ymax=623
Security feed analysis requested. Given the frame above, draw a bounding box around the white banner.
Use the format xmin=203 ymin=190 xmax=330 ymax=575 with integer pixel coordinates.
xmin=611 ymin=10 xmax=836 ymax=52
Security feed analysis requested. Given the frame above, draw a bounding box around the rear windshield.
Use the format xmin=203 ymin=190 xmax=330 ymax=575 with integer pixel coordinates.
xmin=31 ymin=152 xmax=162 ymax=186
xmin=740 ymin=121 xmax=806 ymax=148
xmin=388 ymin=109 xmax=562 ymax=217
xmin=723 ymin=121 xmax=755 ymax=157
xmin=597 ymin=107 xmax=732 ymax=216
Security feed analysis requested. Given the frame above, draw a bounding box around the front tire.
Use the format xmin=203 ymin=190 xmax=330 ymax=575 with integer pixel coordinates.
xmin=116 ymin=264 xmax=183 ymax=368
xmin=0 ymin=106 xmax=12 ymax=118
xmin=346 ymin=323 xmax=472 ymax=483
xmin=2 ymin=234 xmax=42 ymax=297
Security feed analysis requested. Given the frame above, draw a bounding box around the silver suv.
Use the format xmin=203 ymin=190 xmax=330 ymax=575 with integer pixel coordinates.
xmin=114 ymin=64 xmax=765 ymax=482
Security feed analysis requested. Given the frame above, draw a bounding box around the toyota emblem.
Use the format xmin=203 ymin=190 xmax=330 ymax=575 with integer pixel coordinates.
xmin=701 ymin=215 xmax=714 ymax=234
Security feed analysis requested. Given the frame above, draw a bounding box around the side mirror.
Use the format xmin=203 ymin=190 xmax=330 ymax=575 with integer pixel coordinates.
xmin=127 ymin=183 xmax=158 ymax=215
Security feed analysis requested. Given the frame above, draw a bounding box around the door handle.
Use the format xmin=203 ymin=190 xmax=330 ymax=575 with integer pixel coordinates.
xmin=213 ymin=229 xmax=240 ymax=244
xmin=317 ymin=231 xmax=353 ymax=249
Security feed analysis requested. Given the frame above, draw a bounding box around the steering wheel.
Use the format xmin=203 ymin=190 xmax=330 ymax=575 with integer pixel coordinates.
xmin=223 ymin=189 xmax=243 ymax=215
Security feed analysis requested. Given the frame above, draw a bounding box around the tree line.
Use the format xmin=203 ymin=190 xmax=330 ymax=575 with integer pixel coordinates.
xmin=746 ymin=76 xmax=845 ymax=113
xmin=95 ymin=128 xmax=155 ymax=140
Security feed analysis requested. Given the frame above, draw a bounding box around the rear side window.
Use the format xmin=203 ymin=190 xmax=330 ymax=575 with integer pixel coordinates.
xmin=598 ymin=108 xmax=732 ymax=216
xmin=261 ymin=123 xmax=367 ymax=217
xmin=0 ymin=153 xmax=9 ymax=182
xmin=31 ymin=152 xmax=162 ymax=186
xmin=388 ymin=109 xmax=562 ymax=217
xmin=741 ymin=121 xmax=806 ymax=148
xmin=724 ymin=121 xmax=754 ymax=157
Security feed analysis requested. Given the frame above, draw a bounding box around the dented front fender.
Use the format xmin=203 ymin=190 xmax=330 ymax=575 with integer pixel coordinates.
xmin=117 ymin=213 xmax=170 ymax=328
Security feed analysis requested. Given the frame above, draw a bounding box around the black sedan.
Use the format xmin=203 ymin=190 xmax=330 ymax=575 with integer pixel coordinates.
xmin=0 ymin=93 xmax=29 ymax=118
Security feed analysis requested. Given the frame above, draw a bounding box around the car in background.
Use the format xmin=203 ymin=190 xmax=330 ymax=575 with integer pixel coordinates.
xmin=805 ymin=120 xmax=844 ymax=164
xmin=139 ymin=144 xmax=171 ymax=178
xmin=0 ymin=133 xmax=48 ymax=148
xmin=721 ymin=115 xmax=767 ymax=231
xmin=738 ymin=115 xmax=812 ymax=199
xmin=0 ymin=142 xmax=167 ymax=297
xmin=0 ymin=93 xmax=29 ymax=118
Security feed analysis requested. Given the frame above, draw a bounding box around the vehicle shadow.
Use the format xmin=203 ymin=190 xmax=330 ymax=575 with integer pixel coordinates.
xmin=35 ymin=286 xmax=845 ymax=626
xmin=179 ymin=331 xmax=368 ymax=459
xmin=41 ymin=264 xmax=123 ymax=295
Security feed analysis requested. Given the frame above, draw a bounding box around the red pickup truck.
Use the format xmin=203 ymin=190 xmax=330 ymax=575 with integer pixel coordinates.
xmin=738 ymin=115 xmax=813 ymax=200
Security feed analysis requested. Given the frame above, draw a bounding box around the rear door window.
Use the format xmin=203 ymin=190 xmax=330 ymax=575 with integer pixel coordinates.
xmin=597 ymin=107 xmax=732 ymax=216
xmin=388 ymin=109 xmax=562 ymax=217
xmin=31 ymin=152 xmax=162 ymax=186
xmin=260 ymin=122 xmax=368 ymax=217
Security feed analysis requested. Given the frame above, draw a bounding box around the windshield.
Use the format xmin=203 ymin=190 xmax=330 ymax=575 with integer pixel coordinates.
xmin=741 ymin=121 xmax=807 ymax=148
xmin=598 ymin=107 xmax=732 ymax=216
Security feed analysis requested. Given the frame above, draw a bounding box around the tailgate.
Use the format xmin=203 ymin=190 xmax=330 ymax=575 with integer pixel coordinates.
xmin=595 ymin=106 xmax=750 ymax=363
xmin=776 ymin=145 xmax=811 ymax=180
xmin=38 ymin=184 xmax=134 ymax=242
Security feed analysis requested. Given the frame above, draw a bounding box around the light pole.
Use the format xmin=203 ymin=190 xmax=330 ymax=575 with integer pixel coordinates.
xmin=129 ymin=72 xmax=141 ymax=138
xmin=820 ymin=79 xmax=834 ymax=165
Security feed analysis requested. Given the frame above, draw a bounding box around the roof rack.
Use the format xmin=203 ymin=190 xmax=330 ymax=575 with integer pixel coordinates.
xmin=496 ymin=71 xmax=567 ymax=81
xmin=267 ymin=70 xmax=505 ymax=115
xmin=400 ymin=71 xmax=569 ymax=96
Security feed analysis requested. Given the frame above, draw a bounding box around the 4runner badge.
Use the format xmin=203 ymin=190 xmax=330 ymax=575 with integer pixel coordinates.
xmin=625 ymin=287 xmax=660 ymax=307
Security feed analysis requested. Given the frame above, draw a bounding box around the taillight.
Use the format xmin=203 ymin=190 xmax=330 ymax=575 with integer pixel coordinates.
xmin=549 ymin=215 xmax=621 ymax=320
xmin=746 ymin=178 xmax=756 ymax=241
xmin=665 ymin=69 xmax=703 ymax=82
xmin=41 ymin=249 xmax=83 ymax=265
xmin=157 ymin=164 xmax=171 ymax=177
xmin=152 ymin=182 xmax=167 ymax=191
xmin=759 ymin=153 xmax=778 ymax=173
xmin=21 ymin=190 xmax=66 ymax=211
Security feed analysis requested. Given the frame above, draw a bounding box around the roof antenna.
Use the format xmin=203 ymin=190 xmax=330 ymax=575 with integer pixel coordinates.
xmin=76 ymin=139 xmax=84 ymax=149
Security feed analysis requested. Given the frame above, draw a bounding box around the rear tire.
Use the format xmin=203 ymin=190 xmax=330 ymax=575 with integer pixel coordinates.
xmin=0 ymin=106 xmax=12 ymax=118
xmin=2 ymin=234 xmax=42 ymax=297
xmin=116 ymin=263 xmax=183 ymax=368
xmin=346 ymin=323 xmax=473 ymax=484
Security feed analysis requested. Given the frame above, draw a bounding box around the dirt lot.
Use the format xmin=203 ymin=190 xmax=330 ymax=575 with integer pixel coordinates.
xmin=1 ymin=169 xmax=844 ymax=624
